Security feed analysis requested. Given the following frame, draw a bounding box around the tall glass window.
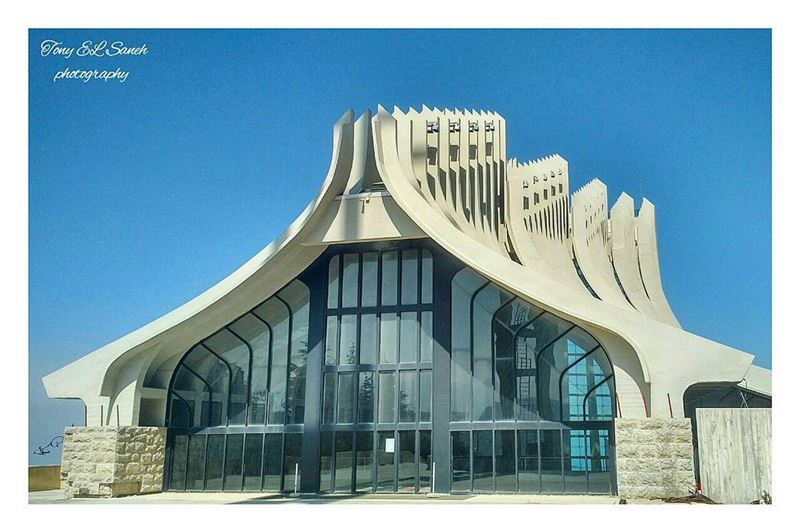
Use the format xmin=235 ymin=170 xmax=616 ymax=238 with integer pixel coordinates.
xmin=448 ymin=267 xmax=616 ymax=495
xmin=166 ymin=280 xmax=310 ymax=493
xmin=321 ymin=246 xmax=434 ymax=494
xmin=449 ymin=268 xmax=615 ymax=423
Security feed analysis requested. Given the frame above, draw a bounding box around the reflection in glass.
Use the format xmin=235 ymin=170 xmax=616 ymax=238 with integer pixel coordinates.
xmin=472 ymin=431 xmax=493 ymax=492
xmin=587 ymin=429 xmax=611 ymax=493
xmin=319 ymin=432 xmax=334 ymax=492
xmin=420 ymin=311 xmax=433 ymax=362
xmin=419 ymin=431 xmax=432 ymax=493
xmin=399 ymin=371 xmax=417 ymax=422
xmin=327 ymin=256 xmax=339 ymax=309
xmin=379 ymin=313 xmax=398 ymax=364
xmin=243 ymin=434 xmax=263 ymax=491
xmin=492 ymin=306 xmax=516 ymax=422
xmin=359 ymin=314 xmax=378 ymax=365
xmin=401 ymin=249 xmax=419 ymax=305
xmin=495 ymin=430 xmax=516 ymax=492
xmin=337 ymin=372 xmax=355 ymax=423
xmin=419 ymin=370 xmax=432 ymax=422
xmin=451 ymin=432 xmax=470 ymax=492
xmin=205 ymin=434 xmax=224 ymax=491
xmin=186 ymin=435 xmax=206 ymax=490
xmin=229 ymin=314 xmax=270 ymax=426
xmin=335 ymin=432 xmax=353 ymax=492
xmin=400 ymin=311 xmax=419 ymax=363
xmin=283 ymin=433 xmax=303 ymax=493
xmin=448 ymin=267 xmax=615 ymax=426
xmin=324 ymin=316 xmax=338 ymax=366
xmin=322 ymin=372 xmax=336 ymax=424
xmin=355 ymin=431 xmax=374 ymax=492
xmin=376 ymin=431 xmax=396 ymax=492
xmin=473 ymin=286 xmax=513 ymax=421
xmin=284 ymin=283 xmax=309 ymax=425
xmin=204 ymin=330 xmax=249 ymax=426
xmin=362 ymin=252 xmax=379 ymax=307
xmin=398 ymin=431 xmax=416 ymax=492
xmin=262 ymin=433 xmax=282 ymax=491
xmin=339 ymin=314 xmax=357 ymax=364
xmin=421 ymin=249 xmax=433 ymax=304
xmin=564 ymin=430 xmax=587 ymax=493
xmin=451 ymin=269 xmax=486 ymax=421
xmin=358 ymin=372 xmax=375 ymax=423
xmin=223 ymin=434 xmax=244 ymax=491
xmin=259 ymin=298 xmax=289 ymax=425
xmin=517 ymin=430 xmax=540 ymax=493
xmin=378 ymin=372 xmax=396 ymax=423
xmin=381 ymin=251 xmax=398 ymax=306
xmin=169 ymin=435 xmax=188 ymax=490
xmin=342 ymin=253 xmax=359 ymax=308
xmin=540 ymin=430 xmax=563 ymax=493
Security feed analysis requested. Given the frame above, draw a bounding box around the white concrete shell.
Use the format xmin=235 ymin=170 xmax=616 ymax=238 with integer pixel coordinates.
xmin=43 ymin=106 xmax=770 ymax=426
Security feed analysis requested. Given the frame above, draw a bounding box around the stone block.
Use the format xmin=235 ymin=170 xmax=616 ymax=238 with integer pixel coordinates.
xmin=615 ymin=417 xmax=696 ymax=500
xmin=59 ymin=425 xmax=168 ymax=498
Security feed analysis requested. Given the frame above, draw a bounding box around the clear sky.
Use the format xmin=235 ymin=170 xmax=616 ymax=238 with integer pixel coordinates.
xmin=28 ymin=29 xmax=771 ymax=464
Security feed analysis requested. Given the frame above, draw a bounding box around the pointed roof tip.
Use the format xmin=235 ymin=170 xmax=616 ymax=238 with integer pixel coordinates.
xmin=617 ymin=191 xmax=633 ymax=201
xmin=432 ymin=106 xmax=441 ymax=113
xmin=611 ymin=191 xmax=634 ymax=210
xmin=337 ymin=108 xmax=356 ymax=124
xmin=422 ymin=104 xmax=431 ymax=112
xmin=358 ymin=108 xmax=373 ymax=120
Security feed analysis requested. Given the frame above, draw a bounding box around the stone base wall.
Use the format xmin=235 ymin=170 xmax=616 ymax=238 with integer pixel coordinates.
xmin=615 ymin=418 xmax=695 ymax=500
xmin=60 ymin=426 xmax=167 ymax=497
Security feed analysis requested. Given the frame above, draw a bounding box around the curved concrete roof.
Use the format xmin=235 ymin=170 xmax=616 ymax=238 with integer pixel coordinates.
xmin=43 ymin=106 xmax=768 ymax=425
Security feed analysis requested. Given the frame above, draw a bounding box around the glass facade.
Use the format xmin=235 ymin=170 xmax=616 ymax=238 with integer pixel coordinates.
xmin=165 ymin=279 xmax=309 ymax=492
xmin=165 ymin=240 xmax=616 ymax=495
xmin=448 ymin=267 xmax=615 ymax=494
xmin=320 ymin=248 xmax=433 ymax=493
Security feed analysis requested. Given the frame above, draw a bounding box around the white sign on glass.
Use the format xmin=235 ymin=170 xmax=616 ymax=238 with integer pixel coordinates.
xmin=385 ymin=438 xmax=395 ymax=453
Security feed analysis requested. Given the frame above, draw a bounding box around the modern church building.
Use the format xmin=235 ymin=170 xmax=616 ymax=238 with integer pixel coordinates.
xmin=43 ymin=107 xmax=771 ymax=499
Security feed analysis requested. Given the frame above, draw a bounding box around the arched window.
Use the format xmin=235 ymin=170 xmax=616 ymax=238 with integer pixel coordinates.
xmin=166 ymin=279 xmax=310 ymax=429
xmin=450 ymin=268 xmax=615 ymax=423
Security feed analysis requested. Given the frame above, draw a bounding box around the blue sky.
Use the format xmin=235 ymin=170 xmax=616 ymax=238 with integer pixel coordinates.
xmin=28 ymin=29 xmax=770 ymax=463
